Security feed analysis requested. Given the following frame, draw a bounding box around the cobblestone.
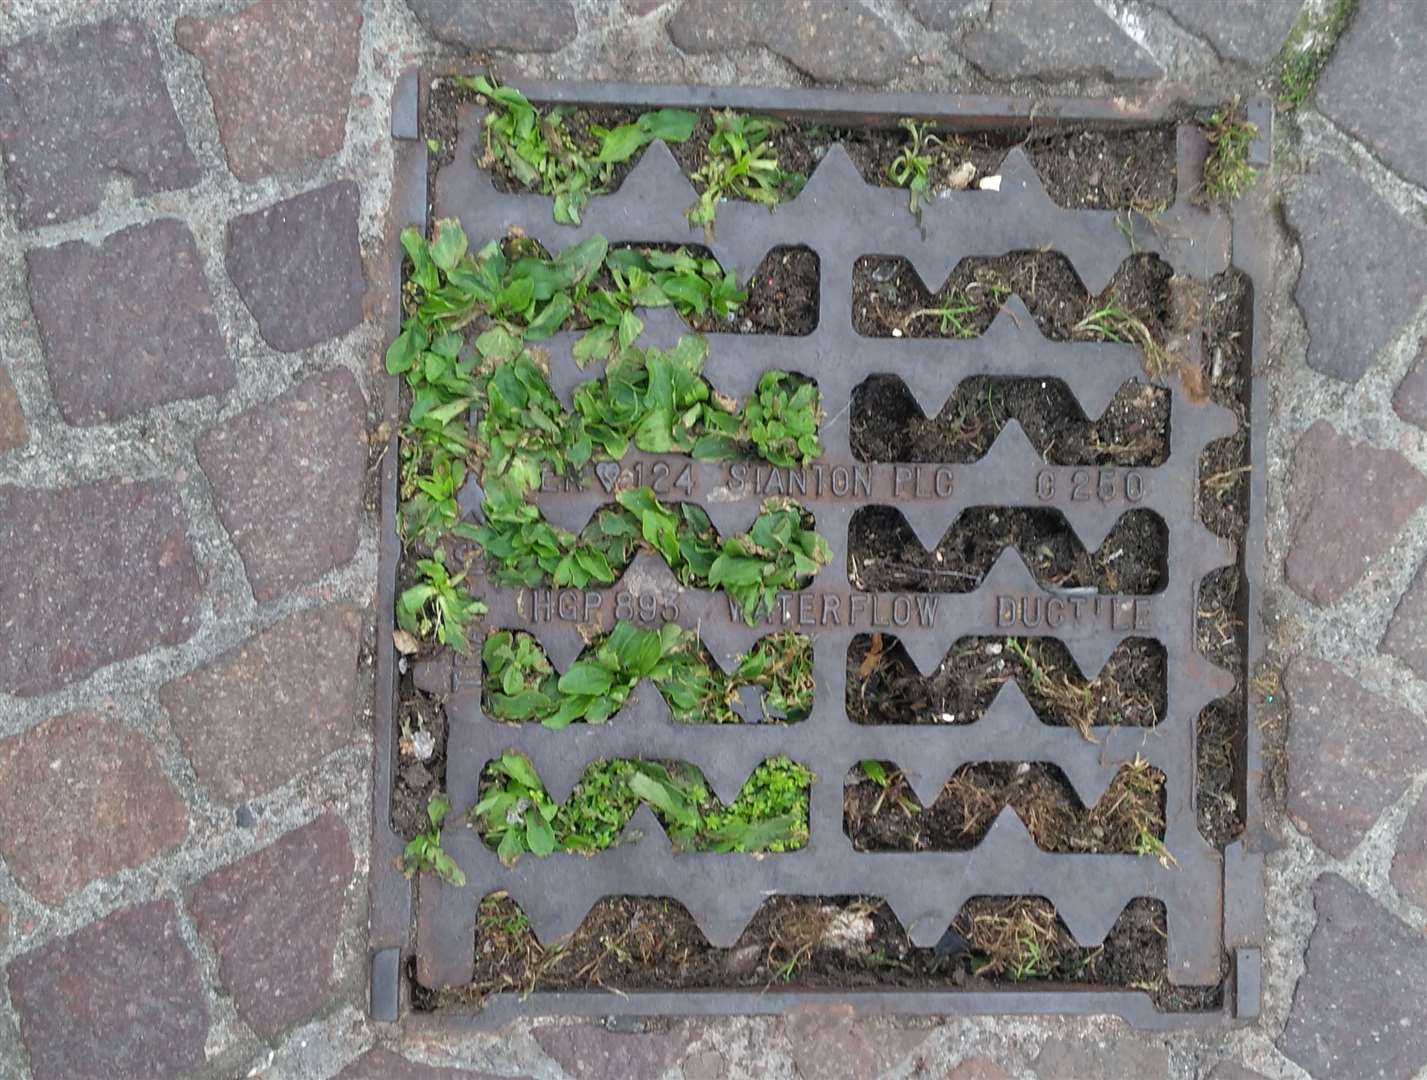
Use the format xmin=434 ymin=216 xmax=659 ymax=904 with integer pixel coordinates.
xmin=669 ymin=0 xmax=908 ymax=84
xmin=0 ymin=710 xmax=187 ymax=905
xmin=187 ymin=813 xmax=354 ymax=1038
xmin=0 ymin=479 xmax=201 ymax=697
xmin=1208 ymin=1062 xmax=1270 ymax=1080
xmin=0 ymin=20 xmax=199 ymax=227
xmin=903 ymin=0 xmax=978 ymax=33
xmin=1280 ymin=874 xmax=1427 ymax=1079
xmin=406 ymin=0 xmax=577 ymax=52
xmin=225 ymin=182 xmax=367 ymax=352
xmin=782 ymin=1007 xmax=931 ymax=1079
xmin=177 ymin=0 xmax=363 ymax=182
xmin=0 ymin=366 xmax=26 ymax=450
xmin=1032 ymin=1035 xmax=1169 ymax=1079
xmin=946 ymin=1056 xmax=1015 ymax=1080
xmin=8 ymin=900 xmax=208 ymax=1080
xmin=1283 ymin=155 xmax=1426 ymax=383
xmin=1151 ymin=0 xmax=1300 ymax=65
xmin=335 ymin=1048 xmax=515 ymax=1078
xmin=196 ymin=369 xmax=368 ymax=603
xmin=1390 ymin=789 xmax=1427 ymax=910
xmin=159 ymin=605 xmax=362 ymax=802
xmin=1284 ymin=656 xmax=1427 ymax=858
xmin=25 ymin=219 xmax=232 ymax=425
xmin=533 ymin=1024 xmax=692 ymax=1080
xmin=959 ymin=0 xmax=1162 ymax=81
xmin=1316 ymin=0 xmax=1427 ymax=191
xmin=1392 ymin=340 xmax=1427 ymax=430
xmin=1283 ymin=420 xmax=1427 ymax=606
xmin=1382 ymin=559 xmax=1427 ymax=680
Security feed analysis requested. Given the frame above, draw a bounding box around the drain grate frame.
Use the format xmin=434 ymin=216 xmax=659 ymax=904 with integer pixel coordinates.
xmin=371 ymin=76 xmax=1271 ymax=1030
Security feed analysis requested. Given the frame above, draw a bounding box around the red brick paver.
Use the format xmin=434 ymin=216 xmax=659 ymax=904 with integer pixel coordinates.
xmin=9 ymin=900 xmax=208 ymax=1080
xmin=196 ymin=369 xmax=368 ymax=602
xmin=0 ymin=710 xmax=187 ymax=904
xmin=225 ymin=181 xmax=367 ymax=352
xmin=0 ymin=479 xmax=201 ymax=697
xmin=187 ymin=813 xmax=355 ymax=1038
xmin=160 ymin=605 xmax=362 ymax=802
xmin=25 ymin=219 xmax=232 ymax=425
xmin=177 ymin=0 xmax=363 ymax=182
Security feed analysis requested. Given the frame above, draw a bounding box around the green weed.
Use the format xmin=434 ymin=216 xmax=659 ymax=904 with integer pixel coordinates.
xmin=886 ymin=117 xmax=939 ymax=220
xmin=1275 ymin=0 xmax=1356 ymax=110
xmin=396 ymin=549 xmax=487 ymax=655
xmin=483 ymin=623 xmax=813 ymax=728
xmin=403 ymin=795 xmax=466 ymax=886
xmin=463 ymin=76 xmax=696 ymax=224
xmin=472 ymin=752 xmax=813 ymax=864
xmin=688 ymin=110 xmax=804 ymax=237
xmin=1200 ymin=100 xmax=1258 ymax=204
xmin=1072 ymin=302 xmax=1170 ymax=378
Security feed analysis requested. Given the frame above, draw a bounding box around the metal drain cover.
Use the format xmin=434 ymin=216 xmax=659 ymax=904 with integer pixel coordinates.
xmin=370 ymin=77 xmax=1270 ymax=1030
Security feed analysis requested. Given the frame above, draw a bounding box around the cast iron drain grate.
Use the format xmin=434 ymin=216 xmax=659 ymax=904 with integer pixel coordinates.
xmin=371 ymin=78 xmax=1270 ymax=1030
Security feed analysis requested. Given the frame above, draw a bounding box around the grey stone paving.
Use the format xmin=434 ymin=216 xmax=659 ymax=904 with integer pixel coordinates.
xmin=0 ymin=1 xmax=1425 ymax=1079
xmin=1316 ymin=0 xmax=1427 ymax=191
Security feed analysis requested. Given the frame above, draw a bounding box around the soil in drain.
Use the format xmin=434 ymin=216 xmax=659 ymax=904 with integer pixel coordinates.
xmin=846 ymin=634 xmax=1165 ymax=732
xmin=426 ymin=83 xmax=1178 ymax=213
xmin=843 ymin=760 xmax=1167 ymax=856
xmin=425 ymin=893 xmax=1216 ymax=1010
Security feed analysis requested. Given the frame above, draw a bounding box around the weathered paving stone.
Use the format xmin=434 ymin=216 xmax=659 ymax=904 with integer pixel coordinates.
xmin=1033 ymin=1035 xmax=1170 ymax=1079
xmin=159 ymin=605 xmax=361 ymax=802
xmin=1391 ymin=789 xmax=1427 ymax=910
xmin=1283 ymin=155 xmax=1427 ymax=383
xmin=958 ymin=0 xmax=1162 ymax=80
xmin=903 ymin=0 xmax=979 ymax=33
xmin=1284 ymin=657 xmax=1427 ymax=858
xmin=947 ymin=1057 xmax=1015 ymax=1080
xmin=681 ymin=1048 xmax=727 ymax=1080
xmin=1382 ymin=561 xmax=1427 ymax=680
xmin=0 ymin=21 xmax=200 ymax=227
xmin=8 ymin=899 xmax=208 ymax=1080
xmin=533 ymin=1024 xmax=691 ymax=1080
xmin=196 ymin=369 xmax=367 ymax=603
xmin=1150 ymin=0 xmax=1300 ymax=65
xmin=1280 ymin=874 xmax=1427 ymax=1079
xmin=177 ymin=0 xmax=362 ymax=182
xmin=1392 ymin=341 xmax=1427 ymax=430
xmin=187 ymin=813 xmax=354 ymax=1038
xmin=407 ymin=0 xmax=577 ymax=52
xmin=782 ymin=1007 xmax=931 ymax=1079
xmin=669 ymin=0 xmax=909 ymax=85
xmin=0 ymin=903 xmax=10 ymax=946
xmin=1317 ymin=0 xmax=1427 ymax=191
xmin=25 ymin=219 xmax=233 ymax=425
xmin=336 ymin=1048 xmax=516 ymax=1079
xmin=0 ymin=366 xmax=26 ymax=450
xmin=225 ymin=181 xmax=366 ymax=352
xmin=1208 ymin=1063 xmax=1270 ymax=1080
xmin=0 ymin=479 xmax=201 ymax=697
xmin=0 ymin=711 xmax=187 ymax=905
xmin=1283 ymin=420 xmax=1427 ymax=606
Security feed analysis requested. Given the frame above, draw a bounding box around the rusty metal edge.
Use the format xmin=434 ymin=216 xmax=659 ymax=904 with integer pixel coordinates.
xmin=439 ymin=75 xmax=1221 ymax=129
xmin=406 ymin=986 xmax=1231 ymax=1033
xmin=368 ymin=66 xmax=424 ymax=1023
xmin=1220 ymin=94 xmax=1274 ymax=1025
xmin=372 ymin=75 xmax=1269 ymax=1031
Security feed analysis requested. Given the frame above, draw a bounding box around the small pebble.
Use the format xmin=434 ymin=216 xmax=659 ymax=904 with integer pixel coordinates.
xmin=236 ymin=805 xmax=257 ymax=829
